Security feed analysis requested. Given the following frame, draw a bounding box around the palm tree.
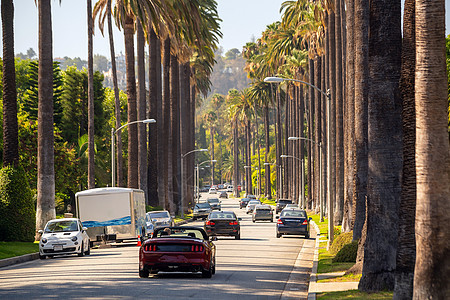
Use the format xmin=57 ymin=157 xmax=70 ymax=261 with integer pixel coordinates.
xmin=359 ymin=0 xmax=402 ymax=292
xmin=93 ymin=0 xmax=124 ymax=187
xmin=87 ymin=0 xmax=95 ymax=189
xmin=394 ymin=0 xmax=416 ymax=298
xmin=1 ymin=0 xmax=19 ymax=167
xmin=413 ymin=0 xmax=450 ymax=298
xmin=36 ymin=0 xmax=56 ymax=240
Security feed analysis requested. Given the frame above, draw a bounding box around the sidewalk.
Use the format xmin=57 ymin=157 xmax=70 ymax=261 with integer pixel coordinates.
xmin=307 ymin=223 xmax=359 ymax=300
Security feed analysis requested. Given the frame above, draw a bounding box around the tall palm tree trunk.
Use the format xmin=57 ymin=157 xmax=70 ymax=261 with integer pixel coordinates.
xmin=413 ymin=0 xmax=450 ymax=298
xmin=299 ymin=84 xmax=305 ymax=207
xmin=170 ymin=54 xmax=180 ymax=214
xmin=162 ymin=38 xmax=171 ymax=210
xmin=87 ymin=0 xmax=95 ymax=189
xmin=314 ymin=57 xmax=321 ymax=213
xmin=136 ymin=21 xmax=147 ymax=200
xmin=334 ymin=0 xmax=344 ymax=225
xmin=233 ymin=118 xmax=240 ymax=197
xmin=180 ymin=62 xmax=190 ymax=213
xmin=1 ymin=0 xmax=18 ymax=166
xmin=308 ymin=58 xmax=314 ymax=209
xmin=328 ymin=8 xmax=336 ymax=227
xmin=359 ymin=0 xmax=402 ymax=292
xmin=106 ymin=0 xmax=123 ymax=187
xmin=320 ymin=55 xmax=327 ymax=217
xmin=264 ymin=105 xmax=271 ymax=199
xmin=36 ymin=0 xmax=55 ymax=240
xmin=393 ymin=1 xmax=416 ymax=298
xmin=124 ymin=14 xmax=138 ymax=188
xmin=147 ymin=27 xmax=159 ymax=206
xmin=276 ymin=87 xmax=283 ymax=199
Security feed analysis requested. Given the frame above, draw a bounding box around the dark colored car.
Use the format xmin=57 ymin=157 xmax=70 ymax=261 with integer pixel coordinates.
xmin=204 ymin=211 xmax=241 ymax=240
xmin=276 ymin=199 xmax=293 ymax=214
xmin=276 ymin=209 xmax=311 ymax=238
xmin=139 ymin=227 xmax=216 ymax=278
xmin=207 ymin=198 xmax=221 ymax=210
xmin=219 ymin=191 xmax=228 ymax=199
xmin=252 ymin=205 xmax=273 ymax=222
xmin=247 ymin=194 xmax=257 ymax=199
xmin=239 ymin=198 xmax=251 ymax=209
xmin=193 ymin=202 xmax=212 ymax=220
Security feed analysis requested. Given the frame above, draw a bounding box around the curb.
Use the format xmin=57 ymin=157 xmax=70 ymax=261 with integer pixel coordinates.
xmin=307 ymin=221 xmax=321 ymax=300
xmin=0 ymin=252 xmax=40 ymax=269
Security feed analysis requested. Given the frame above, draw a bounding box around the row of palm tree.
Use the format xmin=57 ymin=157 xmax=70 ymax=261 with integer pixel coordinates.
xmin=222 ymin=0 xmax=448 ymax=297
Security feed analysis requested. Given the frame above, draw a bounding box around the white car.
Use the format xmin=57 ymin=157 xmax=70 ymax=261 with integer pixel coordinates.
xmin=246 ymin=200 xmax=262 ymax=214
xmin=38 ymin=218 xmax=90 ymax=259
xmin=208 ymin=187 xmax=217 ymax=194
xmin=226 ymin=186 xmax=233 ymax=192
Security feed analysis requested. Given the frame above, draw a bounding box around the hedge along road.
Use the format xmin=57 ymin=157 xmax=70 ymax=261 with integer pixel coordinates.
xmin=0 ymin=195 xmax=311 ymax=299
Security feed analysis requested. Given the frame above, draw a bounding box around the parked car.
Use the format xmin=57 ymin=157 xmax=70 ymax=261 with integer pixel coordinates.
xmin=239 ymin=198 xmax=251 ymax=209
xmin=38 ymin=218 xmax=90 ymax=259
xmin=276 ymin=199 xmax=293 ymax=214
xmin=208 ymin=187 xmax=218 ymax=194
xmin=226 ymin=185 xmax=233 ymax=192
xmin=193 ymin=202 xmax=212 ymax=220
xmin=139 ymin=227 xmax=216 ymax=278
xmin=252 ymin=205 xmax=274 ymax=222
xmin=219 ymin=191 xmax=228 ymax=199
xmin=146 ymin=211 xmax=174 ymax=229
xmin=276 ymin=209 xmax=311 ymax=238
xmin=207 ymin=198 xmax=221 ymax=210
xmin=217 ymin=184 xmax=224 ymax=190
xmin=246 ymin=200 xmax=262 ymax=214
xmin=204 ymin=211 xmax=241 ymax=240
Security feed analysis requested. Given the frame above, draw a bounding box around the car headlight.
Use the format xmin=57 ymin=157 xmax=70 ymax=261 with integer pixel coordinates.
xmin=41 ymin=238 xmax=47 ymax=244
xmin=71 ymin=236 xmax=78 ymax=242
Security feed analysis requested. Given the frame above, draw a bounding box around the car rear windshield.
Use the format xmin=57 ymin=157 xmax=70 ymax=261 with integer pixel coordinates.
xmin=278 ymin=200 xmax=293 ymax=204
xmin=149 ymin=211 xmax=170 ymax=218
xmin=256 ymin=207 xmax=271 ymax=211
xmin=196 ymin=203 xmax=210 ymax=209
xmin=209 ymin=212 xmax=236 ymax=219
xmin=208 ymin=198 xmax=219 ymax=203
xmin=281 ymin=210 xmax=307 ymax=218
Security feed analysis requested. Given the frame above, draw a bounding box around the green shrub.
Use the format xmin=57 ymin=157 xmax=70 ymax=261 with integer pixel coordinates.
xmin=0 ymin=166 xmax=35 ymax=241
xmin=330 ymin=231 xmax=353 ymax=255
xmin=332 ymin=240 xmax=358 ymax=263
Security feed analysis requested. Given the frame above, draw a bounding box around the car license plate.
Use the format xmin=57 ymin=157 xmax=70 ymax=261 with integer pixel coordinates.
xmin=53 ymin=245 xmax=63 ymax=251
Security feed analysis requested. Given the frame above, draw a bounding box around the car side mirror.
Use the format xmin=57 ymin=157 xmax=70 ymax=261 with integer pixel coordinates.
xmin=170 ymin=215 xmax=175 ymax=219
xmin=38 ymin=230 xmax=43 ymax=234
xmin=82 ymin=227 xmax=88 ymax=231
xmin=209 ymin=236 xmax=217 ymax=241
xmin=238 ymin=218 xmax=242 ymax=221
xmin=308 ymin=217 xmax=312 ymax=221
xmin=276 ymin=216 xmax=279 ymax=219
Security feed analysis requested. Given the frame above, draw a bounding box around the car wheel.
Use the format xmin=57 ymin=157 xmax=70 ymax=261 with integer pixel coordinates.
xmin=139 ymin=267 xmax=149 ymax=278
xmin=276 ymin=232 xmax=281 ymax=238
xmin=271 ymin=219 xmax=274 ymax=222
xmin=211 ymin=257 xmax=216 ymax=275
xmin=78 ymin=242 xmax=85 ymax=257
xmin=235 ymin=233 xmax=240 ymax=240
xmin=252 ymin=219 xmax=255 ymax=223
xmin=39 ymin=253 xmax=46 ymax=260
xmin=48 ymin=255 xmax=54 ymax=259
xmin=193 ymin=217 xmax=197 ymax=221
xmin=202 ymin=264 xmax=213 ymax=278
xmin=85 ymin=241 xmax=91 ymax=255
xmin=305 ymin=232 xmax=310 ymax=239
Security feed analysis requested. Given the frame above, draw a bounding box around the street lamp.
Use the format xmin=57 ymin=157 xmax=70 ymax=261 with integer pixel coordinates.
xmin=181 ymin=148 xmax=208 ymax=218
xmin=288 ymin=137 xmax=324 ymax=221
xmin=196 ymin=159 xmax=216 ymax=203
xmin=265 ymin=76 xmax=333 ymax=248
xmin=111 ymin=119 xmax=156 ymax=187
xmin=244 ymin=166 xmax=260 ymax=197
xmin=280 ymin=154 xmax=305 ymax=209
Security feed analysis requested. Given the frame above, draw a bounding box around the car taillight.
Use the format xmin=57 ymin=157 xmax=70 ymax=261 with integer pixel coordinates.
xmin=191 ymin=244 xmax=204 ymax=252
xmin=205 ymin=221 xmax=215 ymax=226
xmin=277 ymin=219 xmax=283 ymax=224
xmin=144 ymin=244 xmax=157 ymax=251
xmin=302 ymin=220 xmax=308 ymax=225
xmin=229 ymin=221 xmax=238 ymax=225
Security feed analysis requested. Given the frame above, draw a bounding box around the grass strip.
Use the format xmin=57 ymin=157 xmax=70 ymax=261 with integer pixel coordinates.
xmin=0 ymin=241 xmax=39 ymax=260
xmin=317 ymin=290 xmax=393 ymax=299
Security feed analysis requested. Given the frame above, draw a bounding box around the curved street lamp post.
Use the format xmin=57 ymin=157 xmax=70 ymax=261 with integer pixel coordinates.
xmin=111 ymin=119 xmax=156 ymax=187
xmin=195 ymin=159 xmax=216 ymax=204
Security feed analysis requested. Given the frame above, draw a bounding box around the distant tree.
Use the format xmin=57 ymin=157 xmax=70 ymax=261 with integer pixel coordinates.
xmin=225 ymin=48 xmax=240 ymax=60
xmin=93 ymin=54 xmax=109 ymax=73
xmin=59 ymin=57 xmax=87 ymax=71
xmin=26 ymin=48 xmax=36 ymax=59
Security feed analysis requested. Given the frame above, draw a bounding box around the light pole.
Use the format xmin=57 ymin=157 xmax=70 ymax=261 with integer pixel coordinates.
xmin=111 ymin=119 xmax=156 ymax=187
xmin=196 ymin=159 xmax=216 ymax=203
xmin=181 ymin=149 xmax=208 ymax=218
xmin=244 ymin=166 xmax=260 ymax=197
xmin=288 ymin=136 xmax=324 ymax=221
xmin=265 ymin=76 xmax=333 ymax=247
xmin=279 ymin=154 xmax=306 ymax=209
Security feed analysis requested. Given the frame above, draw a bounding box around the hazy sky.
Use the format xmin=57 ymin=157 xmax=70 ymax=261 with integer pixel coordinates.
xmin=4 ymin=0 xmax=450 ymax=60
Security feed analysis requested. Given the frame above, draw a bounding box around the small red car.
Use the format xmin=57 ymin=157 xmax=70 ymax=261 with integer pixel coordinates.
xmin=139 ymin=227 xmax=216 ymax=278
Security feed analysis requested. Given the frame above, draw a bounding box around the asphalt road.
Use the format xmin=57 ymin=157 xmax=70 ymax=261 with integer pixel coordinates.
xmin=0 ymin=193 xmax=309 ymax=300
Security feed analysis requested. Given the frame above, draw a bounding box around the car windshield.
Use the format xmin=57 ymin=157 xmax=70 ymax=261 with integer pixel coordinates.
xmin=281 ymin=210 xmax=307 ymax=218
xmin=209 ymin=212 xmax=236 ymax=219
xmin=45 ymin=220 xmax=79 ymax=233
xmin=149 ymin=212 xmax=170 ymax=219
xmin=278 ymin=200 xmax=292 ymax=204
xmin=154 ymin=228 xmax=206 ymax=239
xmin=208 ymin=198 xmax=219 ymax=203
xmin=249 ymin=200 xmax=260 ymax=205
xmin=196 ymin=203 xmax=210 ymax=209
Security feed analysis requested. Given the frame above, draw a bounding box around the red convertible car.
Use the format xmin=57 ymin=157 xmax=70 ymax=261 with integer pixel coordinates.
xmin=139 ymin=227 xmax=216 ymax=278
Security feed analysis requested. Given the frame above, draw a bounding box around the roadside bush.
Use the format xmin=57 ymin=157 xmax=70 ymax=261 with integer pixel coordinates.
xmin=0 ymin=166 xmax=35 ymax=241
xmin=330 ymin=231 xmax=353 ymax=255
xmin=332 ymin=240 xmax=358 ymax=263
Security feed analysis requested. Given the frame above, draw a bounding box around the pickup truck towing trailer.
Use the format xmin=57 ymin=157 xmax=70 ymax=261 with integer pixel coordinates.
xmin=75 ymin=187 xmax=146 ymax=244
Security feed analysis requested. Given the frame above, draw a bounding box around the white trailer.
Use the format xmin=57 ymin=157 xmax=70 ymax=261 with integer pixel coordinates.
xmin=75 ymin=187 xmax=146 ymax=243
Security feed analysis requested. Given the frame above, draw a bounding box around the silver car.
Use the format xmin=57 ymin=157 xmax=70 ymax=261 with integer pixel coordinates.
xmin=39 ymin=218 xmax=90 ymax=259
xmin=246 ymin=200 xmax=262 ymax=214
xmin=252 ymin=205 xmax=274 ymax=222
xmin=146 ymin=211 xmax=174 ymax=229
xmin=193 ymin=202 xmax=212 ymax=220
